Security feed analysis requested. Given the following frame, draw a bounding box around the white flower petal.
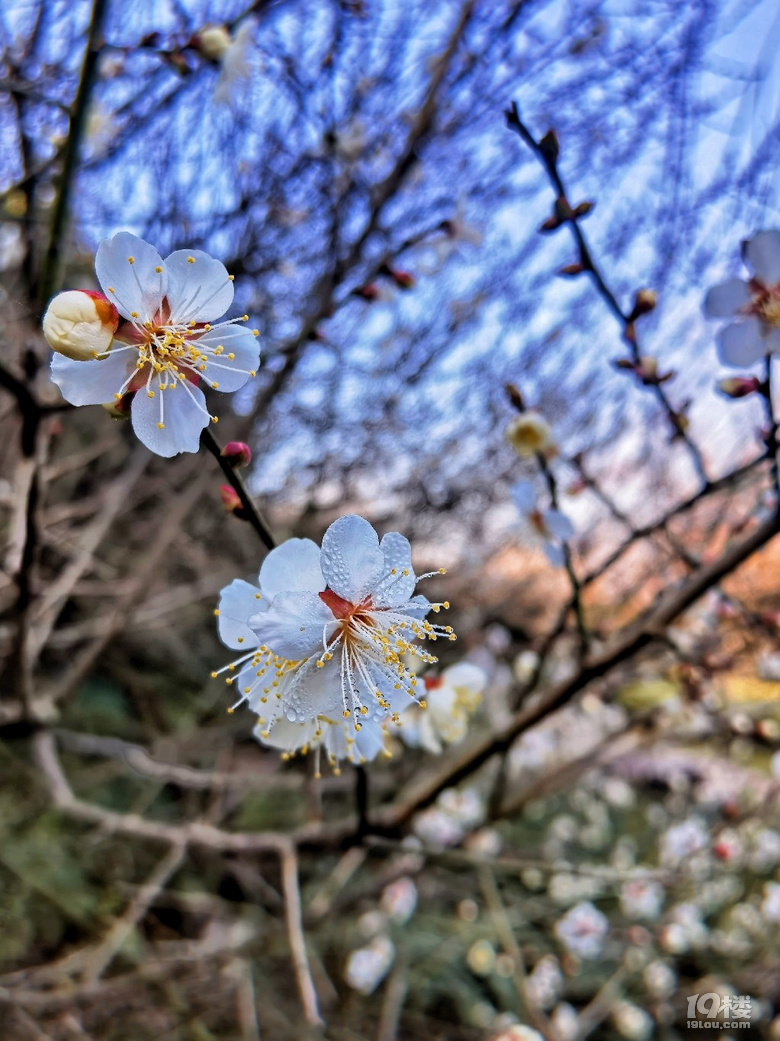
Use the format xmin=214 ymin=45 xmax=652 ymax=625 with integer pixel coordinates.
xmin=443 ymin=662 xmax=487 ymax=696
xmin=404 ymin=594 xmax=432 ymax=619
xmin=417 ymin=712 xmax=444 ymax=755
xmin=764 ymin=327 xmax=780 ymax=354
xmin=164 ymin=249 xmax=234 ymax=323
xmin=51 ymin=349 xmax=133 ymax=405
xmin=197 ymin=324 xmax=259 ymax=392
xmin=320 ymin=514 xmax=385 ymax=604
xmin=254 ymin=716 xmax=318 ymax=753
xmin=373 ymin=531 xmax=416 ymax=606
xmin=130 ymin=379 xmax=209 ymax=457
xmin=717 ymin=318 xmax=765 ymax=367
xmin=511 ymin=479 xmax=536 ymax=515
xmin=259 ymin=539 xmax=325 ymax=598
xmin=250 ymin=591 xmax=336 ymax=661
xmin=95 ymin=232 xmax=166 ymax=321
xmin=744 ymin=229 xmax=780 ymax=286
xmin=544 ymin=542 xmax=566 ymax=568
xmin=217 ymin=579 xmax=264 ymax=649
xmin=544 ymin=509 xmax=575 ymax=541
xmin=282 ymin=655 xmax=343 ymax=722
xmin=351 ymin=721 xmax=386 ymax=762
xmin=703 ymin=278 xmax=750 ymax=317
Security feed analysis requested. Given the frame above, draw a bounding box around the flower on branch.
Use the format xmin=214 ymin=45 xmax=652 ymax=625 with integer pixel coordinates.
xmin=505 ymin=412 xmax=556 ymax=458
xmin=511 ymin=480 xmax=574 ymax=568
xmin=399 ymin=661 xmax=486 ymax=754
xmin=213 ymin=515 xmax=455 ymax=769
xmin=704 ymin=229 xmax=780 ymax=366
xmin=47 ymin=232 xmax=260 ymax=457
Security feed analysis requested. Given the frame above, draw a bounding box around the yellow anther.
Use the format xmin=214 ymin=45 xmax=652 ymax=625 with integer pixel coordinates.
xmin=227 ymin=353 xmax=235 ymax=360
xmin=211 ymin=382 xmax=219 ymax=389
xmin=252 ymin=329 xmax=259 ymax=336
xmin=107 ymin=286 xmax=115 ymax=293
xmin=127 ymin=256 xmax=134 ymax=263
xmin=155 ymin=265 xmax=163 ymax=272
xmin=228 ymin=274 xmax=235 ymax=281
xmin=237 ymin=636 xmax=244 ymax=644
xmin=226 ymin=706 xmax=234 ymax=714
xmin=187 ymin=256 xmax=195 ymax=264
xmin=147 ymin=391 xmax=154 ymax=398
xmin=157 ymin=422 xmax=164 ymax=430
xmin=343 ymin=710 xmax=350 ymax=719
xmin=210 ymin=671 xmax=218 ymax=679
xmin=360 ymin=706 xmax=368 ymax=715
xmin=131 ymin=311 xmax=138 ymax=318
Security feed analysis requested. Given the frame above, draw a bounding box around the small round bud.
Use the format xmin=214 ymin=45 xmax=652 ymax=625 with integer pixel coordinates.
xmin=220 ymin=440 xmax=252 ymax=469
xmin=196 ymin=25 xmax=233 ymax=61
xmin=718 ymin=376 xmax=761 ymax=399
xmin=42 ymin=290 xmax=119 ymax=361
xmin=628 ymin=288 xmax=658 ymax=321
xmin=389 ymin=268 xmax=415 ymax=290
xmin=219 ymin=484 xmax=248 ymax=520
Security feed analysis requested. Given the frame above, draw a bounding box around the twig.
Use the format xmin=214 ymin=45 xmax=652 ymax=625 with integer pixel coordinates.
xmin=80 ymin=842 xmax=186 ymax=982
xmin=760 ymin=355 xmax=779 ymax=496
xmin=505 ymin=101 xmax=709 ymax=487
xmin=201 ymin=427 xmax=276 ymax=552
xmin=376 ymin=504 xmax=780 ymax=829
xmin=37 ymin=0 xmax=109 ymax=307
xmin=279 ymin=841 xmax=324 ymax=1028
xmin=478 ymin=865 xmax=552 ymax=1039
xmin=376 ymin=956 xmax=408 ymax=1041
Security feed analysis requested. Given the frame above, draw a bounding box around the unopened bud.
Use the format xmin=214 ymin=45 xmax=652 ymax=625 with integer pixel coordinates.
xmin=572 ymin=201 xmax=595 ymax=219
xmin=42 ymin=290 xmax=119 ymax=361
xmin=389 ymin=268 xmax=415 ymax=290
xmin=628 ymin=288 xmax=658 ymax=321
xmin=221 ymin=440 xmax=252 ymax=469
xmin=539 ymin=129 xmax=559 ymax=163
xmin=352 ymin=282 xmax=380 ymax=301
xmin=539 ymin=214 xmax=561 ymax=233
xmin=718 ymin=376 xmax=761 ymax=399
xmin=219 ymin=484 xmax=249 ymax=520
xmin=566 ymin=477 xmax=587 ymax=496
xmin=196 ymin=25 xmax=232 ymax=61
xmin=558 ymin=262 xmax=585 ymax=277
xmin=101 ymin=392 xmax=133 ymax=420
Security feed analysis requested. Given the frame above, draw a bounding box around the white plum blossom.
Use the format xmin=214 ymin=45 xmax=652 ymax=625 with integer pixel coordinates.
xmin=399 ymin=661 xmax=486 ymax=754
xmin=505 ymin=412 xmax=555 ymax=458
xmin=554 ymin=901 xmax=609 ymax=959
xmin=761 ymin=882 xmax=780 ymax=923
xmin=511 ymin=480 xmax=574 ymax=568
xmin=49 ymin=232 xmax=259 ymax=457
xmin=660 ymin=817 xmax=709 ymax=867
xmin=619 ymin=878 xmax=665 ymax=921
xmin=379 ymin=877 xmax=418 ymax=924
xmin=214 ymin=516 xmax=455 ymax=766
xmin=343 ymin=935 xmax=395 ymax=995
xmin=704 ymin=229 xmax=780 ymax=366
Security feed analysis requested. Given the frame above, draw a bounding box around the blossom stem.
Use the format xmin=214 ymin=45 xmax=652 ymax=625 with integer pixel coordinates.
xmin=760 ymin=356 xmax=780 ymax=497
xmin=201 ymin=427 xmax=276 ymax=551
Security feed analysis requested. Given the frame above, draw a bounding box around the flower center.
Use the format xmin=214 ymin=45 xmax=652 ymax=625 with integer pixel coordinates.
xmin=749 ymin=283 xmax=780 ymax=328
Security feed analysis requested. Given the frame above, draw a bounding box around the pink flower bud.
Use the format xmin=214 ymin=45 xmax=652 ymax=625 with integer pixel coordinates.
xmin=220 ymin=441 xmax=252 ymax=469
xmin=43 ymin=290 xmax=119 ymax=361
xmin=718 ymin=376 xmax=761 ymax=399
xmin=389 ymin=268 xmax=415 ymax=290
xmin=219 ymin=484 xmax=248 ymax=520
xmin=352 ymin=282 xmax=380 ymax=301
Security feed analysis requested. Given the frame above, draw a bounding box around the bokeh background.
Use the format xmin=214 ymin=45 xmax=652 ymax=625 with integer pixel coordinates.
xmin=2 ymin=1 xmax=780 ymax=1038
